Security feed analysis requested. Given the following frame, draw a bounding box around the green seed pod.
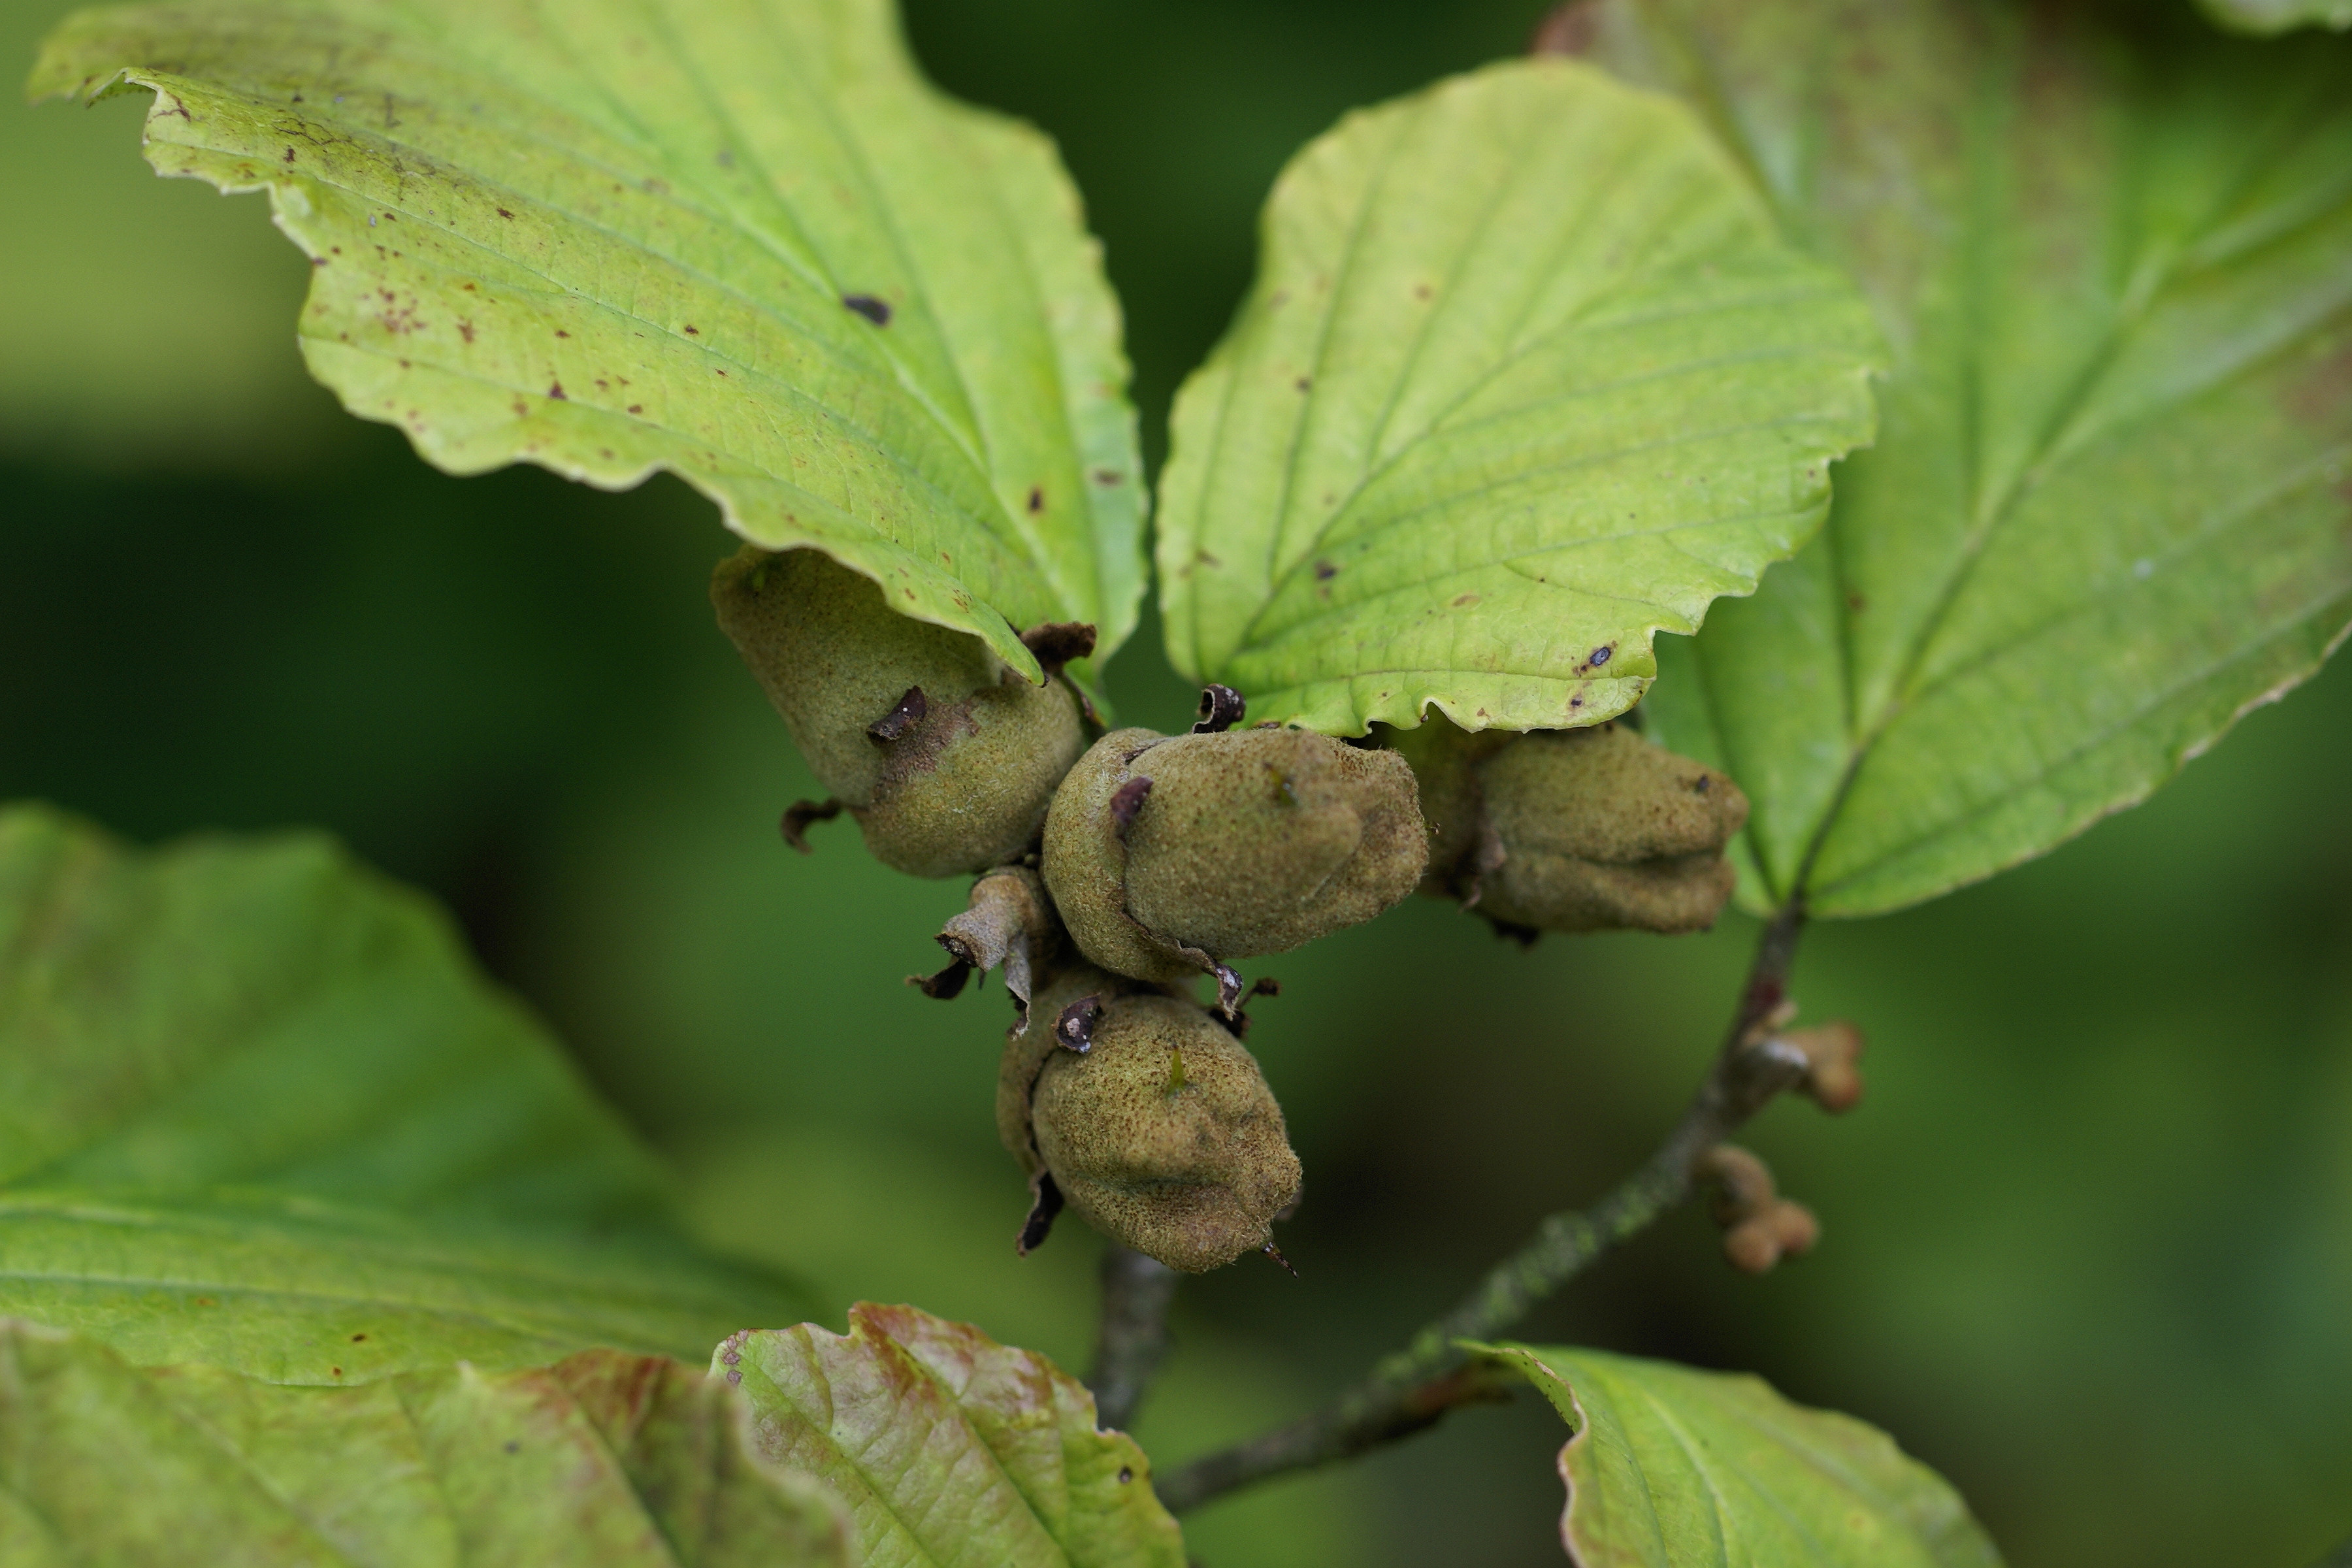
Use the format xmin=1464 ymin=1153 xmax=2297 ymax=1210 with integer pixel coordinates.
xmin=997 ymin=961 xmax=1301 ymax=1273
xmin=710 ymin=546 xmax=1087 ymax=877
xmin=1040 ymin=719 xmax=1426 ymax=996
xmin=1382 ymin=718 xmax=1748 ymax=936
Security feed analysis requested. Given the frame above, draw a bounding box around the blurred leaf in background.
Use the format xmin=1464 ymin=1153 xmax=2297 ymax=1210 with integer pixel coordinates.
xmin=1 ymin=0 xmax=344 ymax=466
xmin=7 ymin=1 xmax=2351 ymax=1565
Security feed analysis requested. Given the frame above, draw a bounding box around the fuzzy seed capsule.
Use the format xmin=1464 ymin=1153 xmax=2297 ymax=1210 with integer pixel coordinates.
xmin=711 ymin=547 xmax=1086 ymax=877
xmin=1040 ymin=724 xmax=1427 ymax=987
xmin=1384 ymin=719 xmax=1747 ymax=936
xmin=998 ymin=962 xmax=1301 ymax=1273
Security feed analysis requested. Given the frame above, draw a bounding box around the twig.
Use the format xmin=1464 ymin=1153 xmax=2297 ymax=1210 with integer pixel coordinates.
xmin=1088 ymin=1245 xmax=1180 ymax=1431
xmin=1158 ymin=907 xmax=1809 ymax=1512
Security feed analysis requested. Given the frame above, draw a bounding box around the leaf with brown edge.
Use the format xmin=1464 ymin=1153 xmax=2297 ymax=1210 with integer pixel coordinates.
xmin=722 ymin=1302 xmax=1186 ymax=1568
xmin=1472 ymin=1343 xmax=2001 ymax=1568
xmin=0 ymin=1318 xmax=846 ymax=1567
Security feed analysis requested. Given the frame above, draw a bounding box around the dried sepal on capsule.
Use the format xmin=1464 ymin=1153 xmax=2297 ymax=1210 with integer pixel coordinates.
xmin=1383 ymin=717 xmax=1748 ymax=937
xmin=1041 ymin=701 xmax=1427 ymax=1001
xmin=711 ymin=546 xmax=1088 ymax=877
xmin=996 ymin=961 xmax=1301 ymax=1273
xmin=912 ymin=864 xmax=1060 ymax=1009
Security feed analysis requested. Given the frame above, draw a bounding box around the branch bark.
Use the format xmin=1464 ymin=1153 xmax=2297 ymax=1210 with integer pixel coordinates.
xmin=1088 ymin=1245 xmax=1179 ymax=1431
xmin=1158 ymin=907 xmax=1809 ymax=1513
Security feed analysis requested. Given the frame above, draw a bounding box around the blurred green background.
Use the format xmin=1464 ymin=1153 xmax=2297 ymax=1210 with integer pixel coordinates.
xmin=6 ymin=0 xmax=2349 ymax=1563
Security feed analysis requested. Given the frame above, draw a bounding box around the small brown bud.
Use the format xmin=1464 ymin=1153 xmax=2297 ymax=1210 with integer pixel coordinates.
xmin=1780 ymin=1021 xmax=1866 ymax=1113
xmin=712 ymin=547 xmax=1085 ymax=877
xmin=1697 ymin=1145 xmax=1818 ymax=1275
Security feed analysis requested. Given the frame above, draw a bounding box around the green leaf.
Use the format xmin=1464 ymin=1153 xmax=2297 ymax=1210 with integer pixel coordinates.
xmin=2198 ymin=0 xmax=2352 ymax=38
xmin=1154 ymin=56 xmax=1881 ymax=736
xmin=1475 ymin=1343 xmax=2001 ymax=1568
xmin=0 ymin=1318 xmax=845 ymax=1567
xmin=28 ymin=0 xmax=1145 ymax=690
xmin=1596 ymin=0 xmax=2352 ymax=916
xmin=0 ymin=803 xmax=813 ymax=1381
xmin=724 ymin=1302 xmax=1186 ymax=1568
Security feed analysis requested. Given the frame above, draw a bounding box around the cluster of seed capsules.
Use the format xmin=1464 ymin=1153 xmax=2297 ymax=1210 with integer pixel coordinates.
xmin=713 ymin=547 xmax=1750 ymax=1275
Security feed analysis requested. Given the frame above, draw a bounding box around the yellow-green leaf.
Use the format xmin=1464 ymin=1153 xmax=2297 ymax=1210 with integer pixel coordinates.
xmin=1155 ymin=57 xmax=1881 ymax=736
xmin=1601 ymin=0 xmax=2352 ymax=916
xmin=29 ymin=0 xmax=1145 ymax=690
xmin=1477 ymin=1343 xmax=2001 ymax=1568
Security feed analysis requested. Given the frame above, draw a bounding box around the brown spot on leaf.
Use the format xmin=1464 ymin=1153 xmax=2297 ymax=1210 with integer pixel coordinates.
xmin=1027 ymin=485 xmax=1044 ymax=514
xmin=843 ymin=293 xmax=892 ymax=325
xmin=547 ymin=382 xmax=566 ymax=400
xmin=496 ymin=208 xmax=514 ymax=218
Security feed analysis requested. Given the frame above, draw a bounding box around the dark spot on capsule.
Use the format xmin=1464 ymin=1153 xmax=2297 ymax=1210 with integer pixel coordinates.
xmin=1092 ymin=468 xmax=1121 ymax=485
xmin=1118 ymin=1467 xmax=1134 ymax=1484
xmin=683 ymin=324 xmax=699 ymax=335
xmin=504 ymin=1440 xmax=521 ymax=1453
xmin=866 ymin=687 xmax=928 ymax=742
xmin=350 ymin=1332 xmax=367 ymax=1342
xmin=1027 ymin=485 xmax=1044 ymax=514
xmin=1693 ymin=775 xmax=1712 ymax=794
xmin=627 ymin=403 xmax=643 ymax=414
xmin=1294 ymin=376 xmax=1311 ymax=392
xmin=282 ymin=146 xmax=296 ymax=163
xmin=843 ymin=293 xmax=891 ymax=325
xmin=1847 ymin=593 xmax=1866 ymax=612
xmin=495 ymin=208 xmax=513 ymax=218
xmin=1054 ymin=995 xmax=1103 ymax=1053
xmin=457 ymin=320 xmax=474 ymax=343
xmin=1314 ymin=561 xmax=1337 ymax=581
xmin=330 ymin=1367 xmax=343 ymax=1378
xmin=1109 ymin=777 xmax=1154 ymax=836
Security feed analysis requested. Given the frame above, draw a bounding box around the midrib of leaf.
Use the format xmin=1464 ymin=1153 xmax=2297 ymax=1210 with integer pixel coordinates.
xmin=1782 ymin=61 xmax=2352 ymax=906
xmin=1237 ymin=112 xmax=1692 ymax=656
xmin=1256 ymin=410 xmax=1855 ymax=646
xmin=1288 ymin=276 xmax=1847 ymax=547
xmin=1632 ymin=1380 xmax=1739 ymax=1562
xmin=1223 ymin=116 xmax=1400 ymax=674
xmin=1808 ymin=578 xmax=2351 ymax=899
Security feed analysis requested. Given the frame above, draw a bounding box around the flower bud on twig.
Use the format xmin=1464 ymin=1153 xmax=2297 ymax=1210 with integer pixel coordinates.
xmin=1695 ymin=1143 xmax=1819 ymax=1275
